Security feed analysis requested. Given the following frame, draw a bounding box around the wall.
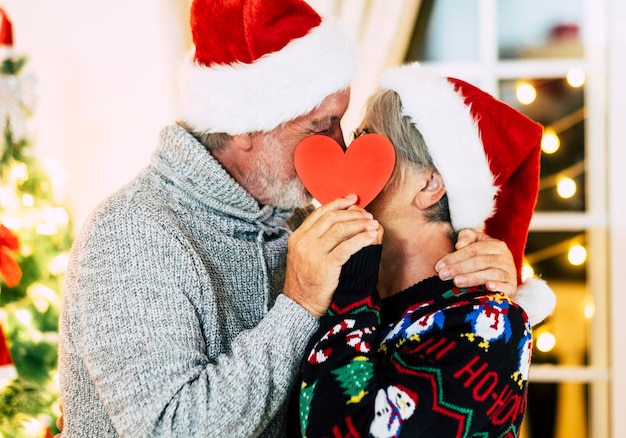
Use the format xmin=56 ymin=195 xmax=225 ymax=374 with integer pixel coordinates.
xmin=2 ymin=0 xmax=191 ymax=232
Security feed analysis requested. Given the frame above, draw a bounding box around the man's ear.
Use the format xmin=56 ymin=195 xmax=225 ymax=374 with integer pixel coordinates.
xmin=415 ymin=170 xmax=446 ymax=210
xmin=231 ymin=133 xmax=255 ymax=152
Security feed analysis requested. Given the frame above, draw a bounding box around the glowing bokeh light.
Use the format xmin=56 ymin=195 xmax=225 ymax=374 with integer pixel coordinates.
xmin=557 ymin=177 xmax=577 ymax=199
xmin=541 ymin=128 xmax=560 ymax=154
xmin=49 ymin=253 xmax=70 ymax=276
xmin=536 ymin=331 xmax=556 ymax=352
xmin=14 ymin=309 xmax=32 ymax=325
xmin=21 ymin=193 xmax=34 ymax=207
xmin=567 ymin=68 xmax=586 ymax=88
xmin=516 ymin=82 xmax=537 ymax=105
xmin=568 ymin=244 xmax=587 ymax=266
xmin=11 ymin=162 xmax=29 ymax=183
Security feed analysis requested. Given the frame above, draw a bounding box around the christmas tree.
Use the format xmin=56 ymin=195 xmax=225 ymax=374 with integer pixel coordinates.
xmin=0 ymin=8 xmax=72 ymax=437
xmin=331 ymin=356 xmax=374 ymax=404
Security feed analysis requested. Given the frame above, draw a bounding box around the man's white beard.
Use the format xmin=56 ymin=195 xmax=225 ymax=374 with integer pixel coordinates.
xmin=255 ymin=166 xmax=312 ymax=209
xmin=245 ymin=132 xmax=313 ymax=209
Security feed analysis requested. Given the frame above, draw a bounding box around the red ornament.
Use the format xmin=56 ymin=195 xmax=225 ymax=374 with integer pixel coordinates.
xmin=0 ymin=224 xmax=22 ymax=287
xmin=0 ymin=323 xmax=17 ymax=381
xmin=0 ymin=7 xmax=14 ymax=47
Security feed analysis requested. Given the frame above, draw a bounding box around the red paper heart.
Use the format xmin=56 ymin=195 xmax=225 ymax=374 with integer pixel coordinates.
xmin=294 ymin=134 xmax=396 ymax=207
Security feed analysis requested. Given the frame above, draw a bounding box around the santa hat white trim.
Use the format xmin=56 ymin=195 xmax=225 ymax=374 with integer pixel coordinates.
xmin=380 ymin=64 xmax=498 ymax=231
xmin=178 ymin=19 xmax=357 ymax=135
xmin=514 ymin=277 xmax=556 ymax=326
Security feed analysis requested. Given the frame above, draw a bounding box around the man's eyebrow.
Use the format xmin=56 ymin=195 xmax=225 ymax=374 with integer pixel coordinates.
xmin=311 ymin=116 xmax=337 ymax=130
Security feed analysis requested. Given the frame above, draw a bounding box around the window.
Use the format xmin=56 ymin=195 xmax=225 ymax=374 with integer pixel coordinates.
xmin=405 ymin=0 xmax=613 ymax=436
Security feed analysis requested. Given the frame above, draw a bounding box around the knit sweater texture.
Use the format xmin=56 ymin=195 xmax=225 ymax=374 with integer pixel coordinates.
xmin=295 ymin=246 xmax=532 ymax=437
xmin=58 ymin=125 xmax=319 ymax=437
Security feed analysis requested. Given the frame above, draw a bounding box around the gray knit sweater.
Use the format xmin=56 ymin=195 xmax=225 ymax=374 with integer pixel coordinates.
xmin=58 ymin=125 xmax=319 ymax=437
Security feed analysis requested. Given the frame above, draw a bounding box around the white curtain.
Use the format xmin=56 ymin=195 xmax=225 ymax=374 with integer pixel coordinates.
xmin=308 ymin=0 xmax=423 ymax=132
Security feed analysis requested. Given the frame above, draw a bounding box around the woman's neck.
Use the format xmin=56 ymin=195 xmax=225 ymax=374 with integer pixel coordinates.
xmin=377 ymin=222 xmax=454 ymax=298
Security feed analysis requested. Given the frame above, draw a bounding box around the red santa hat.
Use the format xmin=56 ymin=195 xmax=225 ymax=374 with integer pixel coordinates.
xmin=379 ymin=62 xmax=556 ymax=326
xmin=178 ymin=0 xmax=357 ymax=135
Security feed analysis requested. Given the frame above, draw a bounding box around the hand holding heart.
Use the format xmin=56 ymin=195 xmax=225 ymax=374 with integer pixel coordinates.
xmin=294 ymin=134 xmax=396 ymax=208
xmin=283 ymin=195 xmax=382 ymax=318
xmin=283 ymin=134 xmax=394 ymax=317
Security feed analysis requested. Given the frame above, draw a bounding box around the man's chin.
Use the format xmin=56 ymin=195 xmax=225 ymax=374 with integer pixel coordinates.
xmin=275 ymin=194 xmax=314 ymax=210
xmin=263 ymin=182 xmax=312 ymax=210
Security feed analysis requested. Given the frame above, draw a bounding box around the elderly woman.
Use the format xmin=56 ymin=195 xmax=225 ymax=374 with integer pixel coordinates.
xmin=291 ymin=63 xmax=555 ymax=438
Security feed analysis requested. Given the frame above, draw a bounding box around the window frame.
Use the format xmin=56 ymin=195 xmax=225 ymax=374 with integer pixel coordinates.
xmin=608 ymin=0 xmax=626 ymax=436
xmin=419 ymin=0 xmax=620 ymax=436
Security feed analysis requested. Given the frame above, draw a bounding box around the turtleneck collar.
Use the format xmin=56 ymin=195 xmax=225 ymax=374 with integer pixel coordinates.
xmin=151 ymin=125 xmax=293 ymax=229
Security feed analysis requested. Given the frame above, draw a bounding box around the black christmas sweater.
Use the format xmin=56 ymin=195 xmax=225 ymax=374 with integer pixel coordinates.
xmin=295 ymin=245 xmax=532 ymax=438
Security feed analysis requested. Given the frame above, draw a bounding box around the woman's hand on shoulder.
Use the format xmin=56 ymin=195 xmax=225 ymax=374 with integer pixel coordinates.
xmin=434 ymin=228 xmax=516 ymax=297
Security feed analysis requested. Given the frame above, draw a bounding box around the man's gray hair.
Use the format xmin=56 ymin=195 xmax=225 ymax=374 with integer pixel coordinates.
xmin=177 ymin=121 xmax=232 ymax=152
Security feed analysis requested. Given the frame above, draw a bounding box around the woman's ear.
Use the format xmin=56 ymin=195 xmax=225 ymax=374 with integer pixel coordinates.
xmin=415 ymin=170 xmax=446 ymax=210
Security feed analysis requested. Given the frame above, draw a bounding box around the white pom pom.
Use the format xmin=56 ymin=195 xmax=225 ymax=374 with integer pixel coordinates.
xmin=514 ymin=277 xmax=557 ymax=326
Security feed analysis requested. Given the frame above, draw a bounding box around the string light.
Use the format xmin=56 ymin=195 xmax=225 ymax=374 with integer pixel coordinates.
xmin=556 ymin=176 xmax=577 ymax=199
xmin=539 ymin=161 xmax=584 ymax=193
xmin=566 ymin=67 xmax=586 ymax=88
xmin=536 ymin=330 xmax=556 ymax=352
xmin=515 ymin=81 xmax=537 ymax=105
xmin=568 ymin=244 xmax=587 ymax=266
xmin=524 ymin=233 xmax=587 ymax=273
xmin=541 ymin=128 xmax=560 ymax=154
xmin=537 ymin=105 xmax=586 ymax=195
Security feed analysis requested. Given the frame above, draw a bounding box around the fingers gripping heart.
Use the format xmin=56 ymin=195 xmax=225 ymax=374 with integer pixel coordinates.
xmin=294 ymin=134 xmax=396 ymax=207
